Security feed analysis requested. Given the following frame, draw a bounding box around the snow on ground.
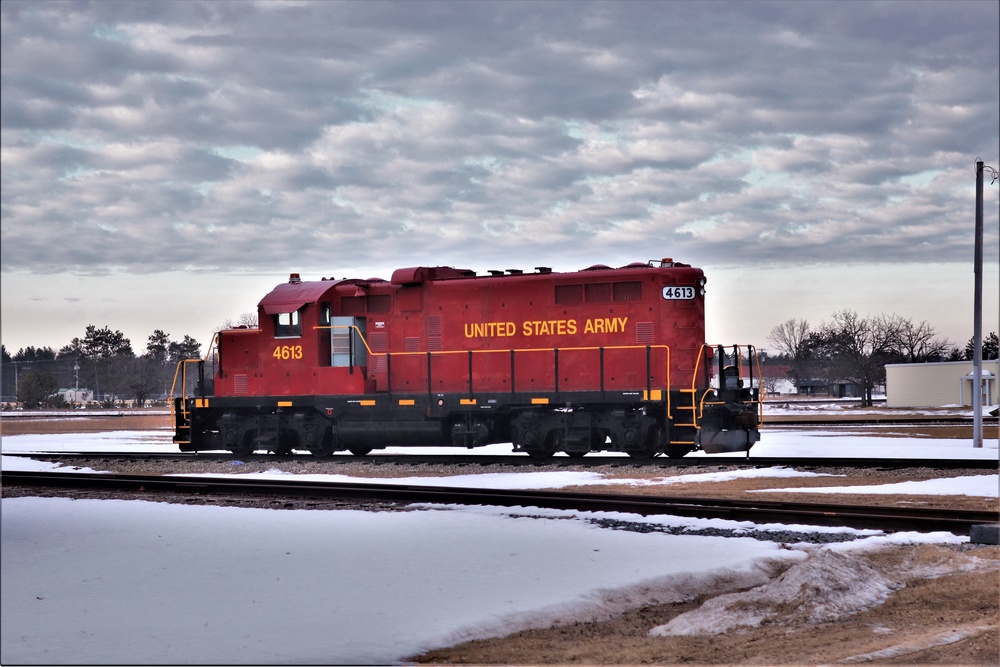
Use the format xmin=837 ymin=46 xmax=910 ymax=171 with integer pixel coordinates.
xmin=0 ymin=429 xmax=175 ymax=453
xmin=761 ymin=400 xmax=999 ymax=419
xmin=162 ymin=465 xmax=840 ymax=490
xmin=2 ymin=497 xmax=808 ymax=665
xmin=1 ymin=426 xmax=998 ymax=665
xmin=701 ymin=427 xmax=999 ymax=460
xmin=0 ymin=494 xmax=976 ymax=665
xmin=757 ymin=474 xmax=1000 ymax=497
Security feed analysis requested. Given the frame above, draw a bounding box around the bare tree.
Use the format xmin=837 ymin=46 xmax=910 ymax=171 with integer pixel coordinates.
xmin=767 ymin=318 xmax=810 ymax=358
xmin=220 ymin=312 xmax=259 ymax=330
xmin=767 ymin=318 xmax=812 ymax=390
xmin=760 ymin=374 xmax=782 ymax=397
xmin=813 ymin=310 xmax=905 ymax=406
xmin=897 ymin=319 xmax=951 ymax=362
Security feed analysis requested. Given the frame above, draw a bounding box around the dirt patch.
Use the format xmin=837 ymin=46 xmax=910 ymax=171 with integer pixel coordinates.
xmin=0 ymin=411 xmax=170 ymax=435
xmin=411 ymin=544 xmax=1000 ymax=665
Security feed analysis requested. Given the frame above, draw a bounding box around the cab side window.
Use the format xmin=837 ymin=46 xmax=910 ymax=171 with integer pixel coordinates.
xmin=275 ymin=310 xmax=301 ymax=338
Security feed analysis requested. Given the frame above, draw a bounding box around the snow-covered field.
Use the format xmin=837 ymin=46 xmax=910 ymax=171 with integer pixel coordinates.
xmin=1 ymin=426 xmax=997 ymax=665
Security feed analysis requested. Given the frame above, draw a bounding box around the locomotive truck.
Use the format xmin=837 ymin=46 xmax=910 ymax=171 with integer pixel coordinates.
xmin=172 ymin=258 xmax=761 ymax=458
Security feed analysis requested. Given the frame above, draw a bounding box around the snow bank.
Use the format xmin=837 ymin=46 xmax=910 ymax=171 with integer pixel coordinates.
xmin=649 ymin=532 xmax=998 ymax=639
xmin=650 ymin=550 xmax=897 ymax=636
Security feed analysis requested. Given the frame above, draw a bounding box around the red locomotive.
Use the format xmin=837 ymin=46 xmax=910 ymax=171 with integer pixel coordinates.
xmin=172 ymin=258 xmax=761 ymax=458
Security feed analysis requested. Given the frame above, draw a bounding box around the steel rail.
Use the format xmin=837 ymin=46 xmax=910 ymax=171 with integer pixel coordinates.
xmin=4 ymin=451 xmax=998 ymax=470
xmin=3 ymin=470 xmax=995 ymax=535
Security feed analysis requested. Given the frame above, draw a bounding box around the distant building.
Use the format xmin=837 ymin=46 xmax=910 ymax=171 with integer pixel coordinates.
xmin=791 ymin=379 xmax=865 ymax=397
xmin=758 ymin=363 xmax=795 ymax=395
xmin=795 ymin=380 xmax=828 ymax=396
xmin=884 ymin=360 xmax=998 ymax=408
xmin=59 ymin=387 xmax=95 ymax=404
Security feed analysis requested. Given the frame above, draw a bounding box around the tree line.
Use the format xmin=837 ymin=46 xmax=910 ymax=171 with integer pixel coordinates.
xmin=766 ymin=309 xmax=999 ymax=406
xmin=1 ymin=326 xmax=203 ymax=409
xmin=4 ymin=310 xmax=996 ymax=409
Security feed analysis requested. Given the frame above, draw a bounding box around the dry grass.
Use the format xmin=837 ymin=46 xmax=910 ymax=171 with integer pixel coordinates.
xmin=0 ymin=412 xmax=171 ymax=436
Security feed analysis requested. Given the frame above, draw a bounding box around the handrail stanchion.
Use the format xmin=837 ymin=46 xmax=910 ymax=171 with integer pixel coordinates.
xmin=467 ymin=350 xmax=474 ymax=397
xmin=510 ymin=349 xmax=516 ymax=395
xmin=599 ymin=347 xmax=605 ymax=398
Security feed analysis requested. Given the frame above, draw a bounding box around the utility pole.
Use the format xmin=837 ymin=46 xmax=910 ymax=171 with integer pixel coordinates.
xmin=973 ymin=160 xmax=983 ymax=448
xmin=972 ymin=158 xmax=999 ymax=447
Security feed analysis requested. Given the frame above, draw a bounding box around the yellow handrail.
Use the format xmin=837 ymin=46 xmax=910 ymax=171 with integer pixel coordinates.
xmin=168 ymin=358 xmax=205 ymax=428
xmin=319 ymin=324 xmax=675 ymax=412
xmin=686 ymin=343 xmax=765 ymax=432
xmin=178 ymin=324 xmax=763 ymax=446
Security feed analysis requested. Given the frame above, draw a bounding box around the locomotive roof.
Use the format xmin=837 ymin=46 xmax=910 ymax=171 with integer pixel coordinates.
xmin=390 ymin=266 xmax=476 ymax=284
xmin=258 ymin=277 xmax=348 ymax=314
xmin=260 ymin=260 xmax=698 ymax=313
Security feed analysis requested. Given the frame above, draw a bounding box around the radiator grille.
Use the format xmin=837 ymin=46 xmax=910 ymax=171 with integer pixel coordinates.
xmin=555 ymin=284 xmax=583 ymax=304
xmin=613 ymin=281 xmax=642 ymax=301
xmin=585 ymin=282 xmax=612 ymax=302
xmin=368 ymin=332 xmax=388 ymax=353
xmin=635 ymin=322 xmax=655 ymax=344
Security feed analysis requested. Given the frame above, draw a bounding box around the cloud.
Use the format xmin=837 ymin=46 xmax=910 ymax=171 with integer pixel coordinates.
xmin=0 ymin=0 xmax=997 ymax=339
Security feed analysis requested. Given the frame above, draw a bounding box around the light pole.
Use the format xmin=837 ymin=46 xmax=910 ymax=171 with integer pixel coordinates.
xmin=973 ymin=161 xmax=983 ymax=448
xmin=973 ymin=159 xmax=998 ymax=448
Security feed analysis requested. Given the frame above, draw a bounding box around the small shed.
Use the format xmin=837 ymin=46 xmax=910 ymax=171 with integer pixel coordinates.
xmin=884 ymin=360 xmax=999 ymax=408
xmin=59 ymin=387 xmax=95 ymax=404
xmin=796 ymin=380 xmax=828 ymax=396
xmin=961 ymin=369 xmax=996 ymax=406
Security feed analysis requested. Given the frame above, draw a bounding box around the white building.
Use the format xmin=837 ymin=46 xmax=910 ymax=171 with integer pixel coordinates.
xmin=59 ymin=387 xmax=95 ymax=404
xmin=884 ymin=360 xmax=998 ymax=408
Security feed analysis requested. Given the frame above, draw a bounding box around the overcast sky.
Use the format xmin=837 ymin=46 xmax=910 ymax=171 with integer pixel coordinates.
xmin=2 ymin=0 xmax=997 ymax=357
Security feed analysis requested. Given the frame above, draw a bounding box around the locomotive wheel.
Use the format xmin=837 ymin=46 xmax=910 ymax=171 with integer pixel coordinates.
xmin=309 ymin=428 xmax=334 ymax=458
xmin=525 ymin=448 xmax=554 ymax=459
xmin=665 ymin=443 xmax=693 ymax=458
xmin=349 ymin=446 xmax=373 ymax=457
xmin=524 ymin=432 xmax=557 ymax=459
xmin=229 ymin=432 xmax=256 ymax=458
xmin=229 ymin=434 xmax=256 ymax=456
xmin=309 ymin=443 xmax=333 ymax=457
xmin=627 ymin=425 xmax=663 ymax=460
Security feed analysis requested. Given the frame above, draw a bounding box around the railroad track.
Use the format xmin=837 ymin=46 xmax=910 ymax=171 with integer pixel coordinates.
xmin=5 ymin=451 xmax=998 ymax=470
xmin=4 ymin=470 xmax=995 ymax=536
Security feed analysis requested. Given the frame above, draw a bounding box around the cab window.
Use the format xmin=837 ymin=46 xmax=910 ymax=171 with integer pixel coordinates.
xmin=275 ymin=310 xmax=301 ymax=338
